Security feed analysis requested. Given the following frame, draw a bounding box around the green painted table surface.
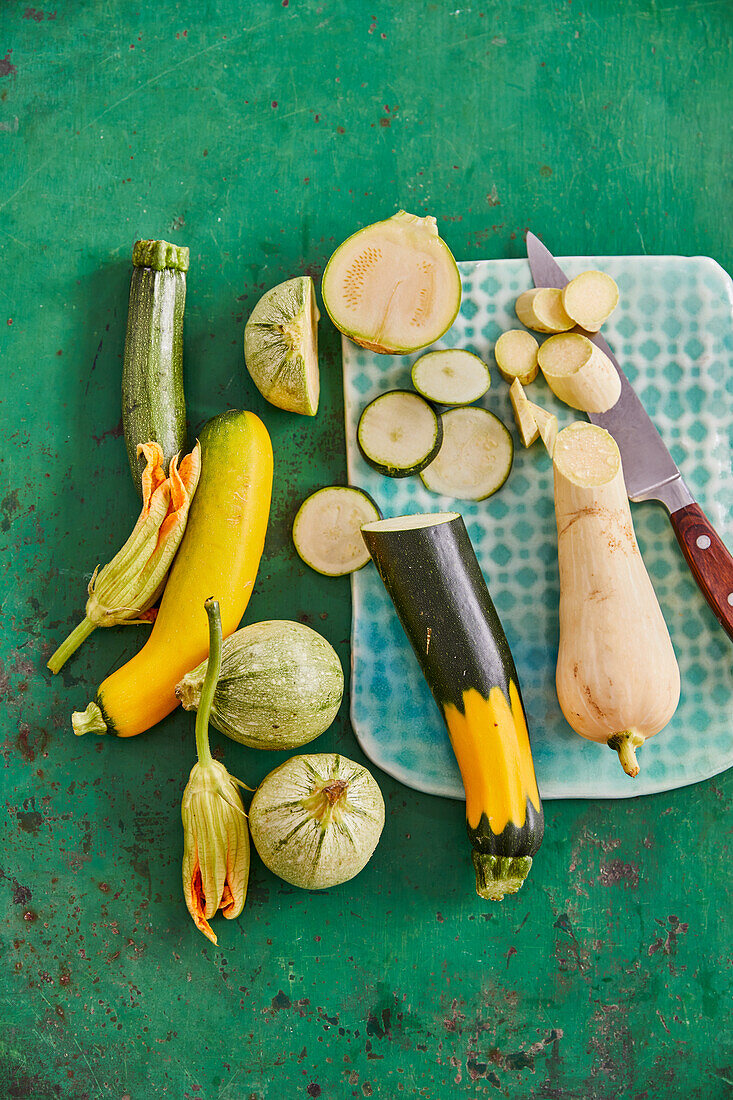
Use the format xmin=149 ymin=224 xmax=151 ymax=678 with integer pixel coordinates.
xmin=1 ymin=2 xmax=731 ymax=1097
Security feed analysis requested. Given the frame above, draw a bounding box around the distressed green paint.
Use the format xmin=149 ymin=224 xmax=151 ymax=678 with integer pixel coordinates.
xmin=1 ymin=1 xmax=731 ymax=1097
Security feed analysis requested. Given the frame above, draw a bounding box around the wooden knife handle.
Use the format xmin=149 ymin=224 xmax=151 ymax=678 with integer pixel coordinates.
xmin=669 ymin=503 xmax=733 ymax=641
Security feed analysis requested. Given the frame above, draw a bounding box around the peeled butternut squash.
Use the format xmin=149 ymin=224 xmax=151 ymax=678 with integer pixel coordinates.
xmin=553 ymin=422 xmax=680 ymax=777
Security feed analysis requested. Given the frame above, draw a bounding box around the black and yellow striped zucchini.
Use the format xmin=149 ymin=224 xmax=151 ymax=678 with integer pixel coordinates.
xmin=361 ymin=511 xmax=543 ymax=901
xmin=122 ymin=239 xmax=188 ymax=496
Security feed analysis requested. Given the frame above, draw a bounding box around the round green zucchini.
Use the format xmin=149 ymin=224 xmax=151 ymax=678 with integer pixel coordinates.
xmin=175 ymin=619 xmax=344 ymax=750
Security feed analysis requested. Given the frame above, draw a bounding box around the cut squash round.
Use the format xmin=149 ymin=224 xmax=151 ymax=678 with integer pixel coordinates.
xmin=321 ymin=211 xmax=462 ymax=354
xmin=357 ymin=390 xmax=442 ymax=477
xmin=561 ymin=270 xmax=619 ymax=332
xmin=421 ymin=407 xmax=513 ymax=501
xmin=515 ymin=288 xmax=574 ymax=334
xmin=293 ymin=486 xmax=381 ymax=576
xmin=538 ymin=332 xmax=621 ymax=413
xmin=494 ymin=329 xmax=539 ymax=385
xmin=411 ymin=349 xmax=490 ymax=406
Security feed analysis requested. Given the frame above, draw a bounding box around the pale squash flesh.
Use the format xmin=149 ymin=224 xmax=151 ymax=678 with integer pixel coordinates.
xmin=553 ymin=422 xmax=680 ymax=777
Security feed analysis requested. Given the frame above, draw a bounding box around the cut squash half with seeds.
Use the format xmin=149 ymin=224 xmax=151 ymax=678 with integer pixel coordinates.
xmin=321 ymin=211 xmax=462 ymax=354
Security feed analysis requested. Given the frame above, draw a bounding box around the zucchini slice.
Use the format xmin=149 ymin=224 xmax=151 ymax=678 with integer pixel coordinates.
xmin=293 ymin=486 xmax=381 ymax=576
xmin=420 ymin=407 xmax=513 ymax=500
xmin=411 ymin=349 xmax=491 ymax=406
xmin=357 ymin=390 xmax=442 ymax=478
xmin=361 ymin=511 xmax=544 ymax=900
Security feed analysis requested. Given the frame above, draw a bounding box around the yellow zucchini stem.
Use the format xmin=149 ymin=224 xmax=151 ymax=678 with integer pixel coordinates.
xmin=194 ymin=598 xmax=223 ymax=768
xmin=473 ymin=854 xmax=533 ymax=901
xmin=607 ymin=730 xmax=645 ymax=778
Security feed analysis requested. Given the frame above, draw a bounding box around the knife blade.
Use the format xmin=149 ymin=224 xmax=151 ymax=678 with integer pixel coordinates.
xmin=525 ymin=231 xmax=733 ymax=641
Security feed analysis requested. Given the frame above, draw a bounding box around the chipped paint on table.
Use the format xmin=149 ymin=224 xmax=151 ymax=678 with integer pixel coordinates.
xmin=1 ymin=1 xmax=732 ymax=1097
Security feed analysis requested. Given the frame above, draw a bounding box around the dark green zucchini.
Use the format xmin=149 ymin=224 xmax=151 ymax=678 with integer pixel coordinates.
xmin=361 ymin=512 xmax=543 ymax=901
xmin=122 ymin=239 xmax=188 ymax=496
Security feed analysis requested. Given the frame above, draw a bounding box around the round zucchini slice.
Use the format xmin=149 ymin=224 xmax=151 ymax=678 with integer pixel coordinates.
xmin=293 ymin=486 xmax=382 ymax=577
xmin=421 ymin=406 xmax=513 ymax=501
xmin=411 ymin=349 xmax=491 ymax=406
xmin=357 ymin=390 xmax=443 ymax=478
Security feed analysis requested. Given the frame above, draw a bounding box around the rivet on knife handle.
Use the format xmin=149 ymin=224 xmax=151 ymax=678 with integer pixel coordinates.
xmin=669 ymin=503 xmax=733 ymax=642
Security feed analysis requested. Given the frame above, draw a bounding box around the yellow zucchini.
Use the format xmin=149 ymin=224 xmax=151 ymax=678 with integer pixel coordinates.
xmin=72 ymin=410 xmax=273 ymax=738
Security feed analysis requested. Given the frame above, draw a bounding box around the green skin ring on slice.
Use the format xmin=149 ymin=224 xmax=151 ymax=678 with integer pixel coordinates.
xmin=321 ymin=210 xmax=462 ymax=355
xmin=244 ymin=276 xmax=320 ymax=415
xmin=293 ymin=486 xmax=382 ymax=576
xmin=357 ymin=390 xmax=443 ymax=478
xmin=411 ymin=349 xmax=491 ymax=406
xmin=421 ymin=406 xmax=514 ymax=501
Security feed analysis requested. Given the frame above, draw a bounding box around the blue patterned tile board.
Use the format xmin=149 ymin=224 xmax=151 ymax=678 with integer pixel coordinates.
xmin=345 ymin=256 xmax=733 ymax=800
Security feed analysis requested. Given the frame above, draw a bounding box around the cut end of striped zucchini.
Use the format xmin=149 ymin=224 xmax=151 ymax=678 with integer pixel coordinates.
xmin=244 ymin=276 xmax=320 ymax=416
xmin=473 ymin=853 xmax=532 ymax=901
xmin=362 ymin=511 xmax=460 ymax=534
xmin=420 ymin=407 xmax=513 ymax=501
xmin=411 ymin=349 xmax=491 ymax=406
xmin=358 ymin=390 xmax=442 ymax=477
xmin=553 ymin=421 xmax=621 ymax=487
xmin=321 ymin=211 xmax=462 ymax=354
xmin=293 ymin=486 xmax=381 ymax=576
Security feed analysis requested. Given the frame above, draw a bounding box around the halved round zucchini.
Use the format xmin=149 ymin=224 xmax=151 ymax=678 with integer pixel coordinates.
xmin=321 ymin=211 xmax=462 ymax=354
xmin=421 ymin=407 xmax=513 ymax=501
xmin=244 ymin=276 xmax=320 ymax=415
xmin=357 ymin=390 xmax=443 ymax=478
xmin=411 ymin=349 xmax=491 ymax=406
xmin=292 ymin=486 xmax=382 ymax=577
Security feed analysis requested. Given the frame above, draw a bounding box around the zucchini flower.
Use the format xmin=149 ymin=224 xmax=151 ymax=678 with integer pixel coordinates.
xmin=47 ymin=441 xmax=201 ymax=674
xmin=181 ymin=598 xmax=250 ymax=945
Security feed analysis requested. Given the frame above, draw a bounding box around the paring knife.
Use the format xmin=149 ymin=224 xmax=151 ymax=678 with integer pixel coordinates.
xmin=526 ymin=231 xmax=733 ymax=642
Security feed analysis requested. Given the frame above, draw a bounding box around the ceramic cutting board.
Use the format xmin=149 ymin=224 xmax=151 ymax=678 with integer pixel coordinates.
xmin=345 ymin=256 xmax=733 ymax=800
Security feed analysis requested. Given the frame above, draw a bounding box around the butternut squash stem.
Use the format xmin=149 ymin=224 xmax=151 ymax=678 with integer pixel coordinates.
xmin=473 ymin=854 xmax=532 ymax=902
xmin=47 ymin=618 xmax=97 ymax=675
xmin=194 ymin=597 xmax=222 ymax=768
xmin=607 ymin=731 xmax=645 ymax=778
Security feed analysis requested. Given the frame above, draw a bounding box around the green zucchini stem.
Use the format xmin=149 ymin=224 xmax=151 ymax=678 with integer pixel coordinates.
xmin=72 ymin=701 xmax=108 ymax=737
xmin=194 ymin=598 xmax=223 ymax=768
xmin=47 ymin=618 xmax=97 ymax=675
xmin=472 ymin=853 xmax=532 ymax=902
